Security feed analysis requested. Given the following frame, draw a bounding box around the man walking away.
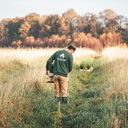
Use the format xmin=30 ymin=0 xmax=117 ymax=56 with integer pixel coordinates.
xmin=46 ymin=44 xmax=76 ymax=104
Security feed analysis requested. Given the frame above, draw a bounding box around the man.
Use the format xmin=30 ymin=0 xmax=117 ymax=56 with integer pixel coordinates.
xmin=46 ymin=44 xmax=76 ymax=104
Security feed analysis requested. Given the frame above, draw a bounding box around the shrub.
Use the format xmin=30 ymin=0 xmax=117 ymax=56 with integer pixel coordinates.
xmin=79 ymin=58 xmax=94 ymax=70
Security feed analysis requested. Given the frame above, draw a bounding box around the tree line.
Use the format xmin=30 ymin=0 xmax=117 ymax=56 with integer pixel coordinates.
xmin=0 ymin=9 xmax=128 ymax=50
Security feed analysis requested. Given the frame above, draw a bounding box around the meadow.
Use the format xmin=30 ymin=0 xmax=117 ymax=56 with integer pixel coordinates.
xmin=0 ymin=47 xmax=128 ymax=128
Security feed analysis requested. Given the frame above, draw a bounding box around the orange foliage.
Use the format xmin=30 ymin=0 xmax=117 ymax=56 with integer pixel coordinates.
xmin=0 ymin=9 xmax=127 ymax=49
xmin=19 ymin=22 xmax=31 ymax=39
xmin=100 ymin=32 xmax=122 ymax=47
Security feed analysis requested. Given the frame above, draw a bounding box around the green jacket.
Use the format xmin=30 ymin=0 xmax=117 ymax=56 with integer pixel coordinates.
xmin=46 ymin=50 xmax=73 ymax=77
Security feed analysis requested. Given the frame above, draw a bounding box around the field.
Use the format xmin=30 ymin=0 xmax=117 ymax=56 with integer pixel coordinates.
xmin=0 ymin=47 xmax=128 ymax=128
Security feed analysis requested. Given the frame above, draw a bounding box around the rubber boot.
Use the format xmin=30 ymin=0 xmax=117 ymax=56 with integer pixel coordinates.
xmin=62 ymin=97 xmax=67 ymax=104
xmin=55 ymin=97 xmax=61 ymax=102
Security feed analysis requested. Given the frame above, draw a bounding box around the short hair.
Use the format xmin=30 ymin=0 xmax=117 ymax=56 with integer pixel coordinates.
xmin=67 ymin=43 xmax=76 ymax=51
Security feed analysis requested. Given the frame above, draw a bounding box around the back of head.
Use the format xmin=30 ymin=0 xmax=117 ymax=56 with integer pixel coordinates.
xmin=67 ymin=43 xmax=76 ymax=52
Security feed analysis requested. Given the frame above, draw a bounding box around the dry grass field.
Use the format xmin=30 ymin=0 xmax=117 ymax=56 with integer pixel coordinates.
xmin=0 ymin=47 xmax=128 ymax=128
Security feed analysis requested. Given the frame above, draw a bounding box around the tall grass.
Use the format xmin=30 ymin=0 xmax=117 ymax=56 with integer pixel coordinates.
xmin=80 ymin=47 xmax=128 ymax=128
xmin=0 ymin=48 xmax=52 ymax=127
xmin=102 ymin=58 xmax=128 ymax=128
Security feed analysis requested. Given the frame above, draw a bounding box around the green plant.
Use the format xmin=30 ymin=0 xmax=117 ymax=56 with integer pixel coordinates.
xmin=79 ymin=58 xmax=94 ymax=70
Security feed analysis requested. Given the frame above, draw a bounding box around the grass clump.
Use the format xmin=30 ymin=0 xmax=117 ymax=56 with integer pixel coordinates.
xmin=79 ymin=57 xmax=94 ymax=70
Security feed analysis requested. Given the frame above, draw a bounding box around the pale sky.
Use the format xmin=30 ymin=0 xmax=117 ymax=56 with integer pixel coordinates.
xmin=0 ymin=0 xmax=128 ymax=19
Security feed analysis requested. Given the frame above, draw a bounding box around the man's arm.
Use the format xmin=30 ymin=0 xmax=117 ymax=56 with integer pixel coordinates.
xmin=68 ymin=55 xmax=73 ymax=73
xmin=46 ymin=53 xmax=56 ymax=74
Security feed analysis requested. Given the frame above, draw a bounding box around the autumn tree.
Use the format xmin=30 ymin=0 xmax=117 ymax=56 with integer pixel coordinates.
xmin=6 ymin=18 xmax=23 ymax=41
xmin=0 ymin=23 xmax=6 ymax=40
xmin=0 ymin=9 xmax=127 ymax=48
xmin=40 ymin=15 xmax=60 ymax=38
xmin=62 ymin=9 xmax=79 ymax=35
xmin=29 ymin=20 xmax=41 ymax=38
xmin=99 ymin=9 xmax=118 ymax=33
xmin=57 ymin=17 xmax=70 ymax=35
xmin=19 ymin=22 xmax=31 ymax=39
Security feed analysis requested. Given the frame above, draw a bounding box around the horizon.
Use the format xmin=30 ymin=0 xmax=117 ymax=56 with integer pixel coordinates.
xmin=0 ymin=0 xmax=128 ymax=19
